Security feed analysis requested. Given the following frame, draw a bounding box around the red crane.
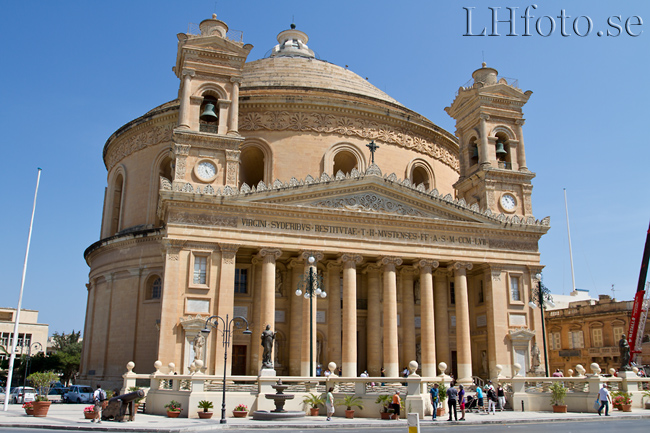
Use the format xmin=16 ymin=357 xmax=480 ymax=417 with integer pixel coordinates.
xmin=628 ymin=221 xmax=650 ymax=364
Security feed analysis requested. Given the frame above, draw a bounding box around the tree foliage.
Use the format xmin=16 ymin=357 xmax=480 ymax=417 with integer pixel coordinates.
xmin=50 ymin=331 xmax=82 ymax=386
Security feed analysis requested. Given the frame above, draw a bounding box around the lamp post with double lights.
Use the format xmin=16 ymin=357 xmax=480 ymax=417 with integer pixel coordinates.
xmin=201 ymin=315 xmax=252 ymax=424
xmin=295 ymin=256 xmax=326 ymax=377
xmin=21 ymin=342 xmax=43 ymax=402
xmin=528 ymin=273 xmax=555 ymax=377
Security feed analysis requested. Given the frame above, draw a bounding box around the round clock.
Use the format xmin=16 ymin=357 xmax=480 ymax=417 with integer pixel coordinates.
xmin=195 ymin=160 xmax=217 ymax=182
xmin=500 ymin=193 xmax=516 ymax=211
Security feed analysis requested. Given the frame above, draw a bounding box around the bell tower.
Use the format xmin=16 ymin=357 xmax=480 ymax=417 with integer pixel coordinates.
xmin=170 ymin=14 xmax=253 ymax=190
xmin=445 ymin=63 xmax=535 ymax=217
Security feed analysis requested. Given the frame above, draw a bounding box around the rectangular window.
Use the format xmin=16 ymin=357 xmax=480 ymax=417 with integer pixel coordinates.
xmin=613 ymin=326 xmax=625 ymax=342
xmin=592 ymin=328 xmax=603 ymax=347
xmin=569 ymin=330 xmax=584 ymax=349
xmin=549 ymin=331 xmax=561 ymax=350
xmin=193 ymin=256 xmax=207 ymax=285
xmin=510 ymin=276 xmax=520 ymax=301
xmin=234 ymin=268 xmax=248 ymax=294
xmin=449 ymin=282 xmax=455 ymax=305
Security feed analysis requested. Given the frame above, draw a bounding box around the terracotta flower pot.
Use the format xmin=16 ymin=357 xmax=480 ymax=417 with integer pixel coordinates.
xmin=345 ymin=409 xmax=355 ymax=418
xmin=198 ymin=411 xmax=213 ymax=419
xmin=380 ymin=412 xmax=391 ymax=420
xmin=167 ymin=410 xmax=181 ymax=418
xmin=309 ymin=407 xmax=320 ymax=416
xmin=437 ymin=407 xmax=446 ymax=416
xmin=621 ymin=404 xmax=632 ymax=412
xmin=32 ymin=401 xmax=52 ymax=418
xmin=84 ymin=411 xmax=96 ymax=419
xmin=232 ymin=410 xmax=248 ymax=418
xmin=25 ymin=408 xmax=34 ymax=416
xmin=552 ymin=404 xmax=567 ymax=413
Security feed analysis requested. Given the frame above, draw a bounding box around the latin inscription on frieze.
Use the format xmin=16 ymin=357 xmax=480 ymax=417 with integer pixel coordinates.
xmin=239 ymin=218 xmax=488 ymax=247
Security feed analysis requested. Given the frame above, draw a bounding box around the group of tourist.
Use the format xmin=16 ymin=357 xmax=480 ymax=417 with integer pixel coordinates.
xmin=429 ymin=381 xmax=506 ymax=421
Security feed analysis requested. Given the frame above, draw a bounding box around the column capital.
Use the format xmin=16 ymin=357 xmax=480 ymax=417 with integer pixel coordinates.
xmin=258 ymin=248 xmax=281 ymax=260
xmin=339 ymin=254 xmax=362 ymax=267
xmin=378 ymin=256 xmax=402 ymax=268
xmin=515 ymin=119 xmax=526 ymax=126
xmin=181 ymin=68 xmax=196 ymax=77
xmin=449 ymin=262 xmax=473 ymax=273
xmin=479 ymin=113 xmax=490 ymax=121
xmin=414 ymin=259 xmax=439 ymax=272
xmin=230 ymin=77 xmax=242 ymax=84
xmin=219 ymin=243 xmax=240 ymax=254
xmin=301 ymin=250 xmax=324 ymax=262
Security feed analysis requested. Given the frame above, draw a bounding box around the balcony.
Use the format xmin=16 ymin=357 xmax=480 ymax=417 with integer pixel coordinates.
xmin=587 ymin=346 xmax=619 ymax=356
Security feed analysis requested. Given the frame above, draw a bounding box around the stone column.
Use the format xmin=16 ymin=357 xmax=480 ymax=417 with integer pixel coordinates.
xmin=341 ymin=254 xmax=362 ymax=377
xmin=451 ymin=262 xmax=474 ymax=385
xmin=301 ymin=251 xmax=323 ymax=376
xmin=177 ymin=69 xmax=195 ymax=129
xmin=212 ymin=244 xmax=239 ymax=375
xmin=364 ymin=263 xmax=382 ymax=376
xmin=416 ymin=259 xmax=439 ymax=377
xmin=327 ymin=261 xmax=342 ymax=369
xmin=400 ymin=267 xmax=416 ymax=370
xmin=257 ymin=248 xmax=281 ymax=371
xmin=433 ymin=269 xmax=450 ymax=368
xmin=228 ymin=77 xmax=241 ymax=135
xmin=479 ymin=114 xmax=490 ymax=167
xmin=158 ymin=240 xmax=185 ymax=367
xmin=101 ymin=273 xmax=115 ymax=377
xmin=287 ymin=258 xmax=303 ymax=376
xmin=485 ymin=266 xmax=509 ymax=380
xmin=515 ymin=120 xmax=527 ymax=171
xmin=380 ymin=256 xmax=402 ymax=377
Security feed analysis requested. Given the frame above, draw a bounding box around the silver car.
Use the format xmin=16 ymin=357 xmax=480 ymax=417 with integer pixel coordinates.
xmin=10 ymin=386 xmax=37 ymax=403
xmin=63 ymin=385 xmax=94 ymax=403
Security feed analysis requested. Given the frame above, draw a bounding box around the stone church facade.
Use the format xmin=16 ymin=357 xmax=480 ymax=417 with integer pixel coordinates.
xmin=80 ymin=14 xmax=550 ymax=386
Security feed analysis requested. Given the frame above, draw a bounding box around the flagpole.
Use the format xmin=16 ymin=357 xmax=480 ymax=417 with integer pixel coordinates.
xmin=563 ymin=188 xmax=577 ymax=294
xmin=3 ymin=168 xmax=42 ymax=412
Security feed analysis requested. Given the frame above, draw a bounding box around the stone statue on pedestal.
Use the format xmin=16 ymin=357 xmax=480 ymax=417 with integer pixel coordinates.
xmin=619 ymin=335 xmax=631 ymax=371
xmin=261 ymin=324 xmax=276 ymax=369
xmin=192 ymin=333 xmax=205 ymax=363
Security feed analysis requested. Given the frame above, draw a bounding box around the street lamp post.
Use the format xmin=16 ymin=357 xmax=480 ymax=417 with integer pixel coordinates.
xmin=201 ymin=314 xmax=252 ymax=424
xmin=528 ymin=273 xmax=555 ymax=377
xmin=295 ymin=256 xmax=326 ymax=377
xmin=21 ymin=342 xmax=42 ymax=403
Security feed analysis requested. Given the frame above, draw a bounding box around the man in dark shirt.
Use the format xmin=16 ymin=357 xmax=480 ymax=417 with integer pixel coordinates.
xmin=447 ymin=384 xmax=458 ymax=421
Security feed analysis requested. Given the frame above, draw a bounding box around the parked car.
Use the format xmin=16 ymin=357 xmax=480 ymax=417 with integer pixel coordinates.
xmin=63 ymin=385 xmax=94 ymax=403
xmin=10 ymin=386 xmax=37 ymax=404
xmin=48 ymin=387 xmax=68 ymax=402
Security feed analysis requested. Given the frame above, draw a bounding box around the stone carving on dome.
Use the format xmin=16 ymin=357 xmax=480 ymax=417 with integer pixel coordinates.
xmin=387 ymin=173 xmax=397 ymax=182
xmin=239 ymin=111 xmax=459 ymax=171
xmin=350 ymin=168 xmax=360 ymax=178
xmin=240 ymin=183 xmax=251 ymax=194
xmin=416 ymin=183 xmax=426 ymax=192
xmin=310 ymin=193 xmax=425 ymax=217
xmin=335 ymin=170 xmax=345 ymax=180
xmin=168 ymin=211 xmax=237 ymax=228
xmin=289 ymin=177 xmax=300 ymax=187
xmin=365 ymin=164 xmax=382 ymax=176
xmin=181 ymin=183 xmax=194 ymax=193
xmin=272 ymin=179 xmax=283 ymax=189
xmin=105 ymin=124 xmax=174 ymax=171
xmin=257 ymin=180 xmax=268 ymax=191
xmin=204 ymin=185 xmax=215 ymax=194
xmin=320 ymin=173 xmax=331 ymax=182
xmin=160 ymin=176 xmax=172 ymax=191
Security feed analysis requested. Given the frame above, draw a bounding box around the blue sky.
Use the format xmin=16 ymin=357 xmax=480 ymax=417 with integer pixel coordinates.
xmin=1 ymin=1 xmax=648 ymax=335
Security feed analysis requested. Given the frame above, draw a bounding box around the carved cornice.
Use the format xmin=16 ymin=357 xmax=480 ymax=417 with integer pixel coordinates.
xmin=105 ymin=121 xmax=175 ymax=171
xmin=239 ymin=110 xmax=459 ymax=172
xmin=172 ymin=129 xmax=243 ymax=149
xmin=168 ymin=211 xmax=237 ymax=228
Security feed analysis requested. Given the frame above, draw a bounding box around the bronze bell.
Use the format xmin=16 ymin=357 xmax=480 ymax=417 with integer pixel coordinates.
xmin=200 ymin=102 xmax=218 ymax=122
xmin=471 ymin=146 xmax=479 ymax=158
xmin=495 ymin=141 xmax=507 ymax=155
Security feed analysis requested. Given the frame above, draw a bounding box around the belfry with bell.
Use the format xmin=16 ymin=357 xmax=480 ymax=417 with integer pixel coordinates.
xmin=445 ymin=62 xmax=536 ymax=218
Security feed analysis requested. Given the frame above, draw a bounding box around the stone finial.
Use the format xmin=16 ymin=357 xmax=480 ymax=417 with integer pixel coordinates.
xmin=590 ymin=363 xmax=601 ymax=375
xmin=328 ymin=362 xmax=337 ymax=377
xmin=512 ymin=363 xmax=521 ymax=377
xmin=194 ymin=359 xmax=204 ymax=373
xmin=153 ymin=360 xmax=162 ymax=374
xmin=632 ymin=366 xmax=639 ymax=374
xmin=189 ymin=362 xmax=197 ymax=373
xmin=575 ymin=364 xmax=586 ymax=376
xmin=408 ymin=360 xmax=419 ymax=376
xmin=568 ymin=369 xmax=574 ymax=377
xmin=168 ymin=362 xmax=176 ymax=373
xmin=495 ymin=364 xmax=503 ymax=377
xmin=609 ymin=368 xmax=616 ymax=376
xmin=126 ymin=361 xmax=135 ymax=373
xmin=438 ymin=362 xmax=448 ymax=375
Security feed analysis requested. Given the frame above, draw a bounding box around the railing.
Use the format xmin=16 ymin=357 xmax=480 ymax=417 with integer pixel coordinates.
xmin=455 ymin=76 xmax=520 ymax=97
xmin=186 ymin=22 xmax=243 ymax=44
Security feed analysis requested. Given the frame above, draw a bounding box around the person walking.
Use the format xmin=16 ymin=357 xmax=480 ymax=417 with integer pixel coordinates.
xmin=92 ymin=384 xmax=106 ymax=423
xmin=486 ymin=385 xmax=497 ymax=415
xmin=430 ymin=383 xmax=439 ymax=420
xmin=475 ymin=384 xmax=484 ymax=413
xmin=380 ymin=367 xmax=386 ymax=386
xmin=391 ymin=390 xmax=401 ymax=420
xmin=497 ymin=383 xmax=506 ymax=411
xmin=458 ymin=384 xmax=466 ymax=420
xmin=597 ymin=384 xmax=612 ymax=416
xmin=325 ymin=387 xmax=335 ymax=421
xmin=447 ymin=384 xmax=458 ymax=421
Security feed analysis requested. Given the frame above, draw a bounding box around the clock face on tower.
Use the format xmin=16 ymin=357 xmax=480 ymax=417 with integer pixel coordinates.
xmin=500 ymin=193 xmax=517 ymax=212
xmin=195 ymin=160 xmax=217 ymax=182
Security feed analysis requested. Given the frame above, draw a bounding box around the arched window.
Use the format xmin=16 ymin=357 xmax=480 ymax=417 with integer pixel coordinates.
xmin=146 ymin=275 xmax=162 ymax=300
xmin=199 ymin=95 xmax=219 ymax=134
xmin=109 ymin=173 xmax=124 ymax=236
xmin=155 ymin=155 xmax=173 ymax=226
xmin=240 ymin=146 xmax=265 ymax=187
xmin=333 ymin=150 xmax=358 ymax=175
xmin=406 ymin=158 xmax=435 ymax=190
xmin=494 ymin=131 xmax=511 ymax=169
xmin=469 ymin=137 xmax=479 ymax=166
xmin=412 ymin=166 xmax=430 ymax=190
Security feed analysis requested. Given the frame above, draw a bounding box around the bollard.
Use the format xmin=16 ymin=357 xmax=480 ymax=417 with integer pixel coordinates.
xmin=407 ymin=413 xmax=420 ymax=433
xmin=521 ymin=400 xmax=525 ymax=412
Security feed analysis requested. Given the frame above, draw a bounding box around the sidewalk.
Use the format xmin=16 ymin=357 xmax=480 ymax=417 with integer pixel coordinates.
xmin=1 ymin=403 xmax=649 ymax=432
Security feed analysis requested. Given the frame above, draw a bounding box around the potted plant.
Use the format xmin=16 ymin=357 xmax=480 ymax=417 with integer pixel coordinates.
xmin=83 ymin=405 xmax=96 ymax=419
xmin=27 ymin=371 xmax=58 ymax=417
xmin=22 ymin=402 xmax=34 ymax=416
xmin=232 ymin=403 xmax=248 ymax=418
xmin=549 ymin=381 xmax=567 ymax=413
xmin=436 ymin=382 xmax=447 ymax=417
xmin=164 ymin=400 xmax=182 ymax=418
xmin=643 ymin=390 xmax=650 ymax=410
xmin=613 ymin=391 xmax=632 ymax=412
xmin=375 ymin=394 xmax=393 ymax=419
xmin=337 ymin=394 xmax=364 ymax=419
xmin=196 ymin=400 xmax=213 ymax=419
xmin=302 ymin=393 xmax=325 ymax=416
